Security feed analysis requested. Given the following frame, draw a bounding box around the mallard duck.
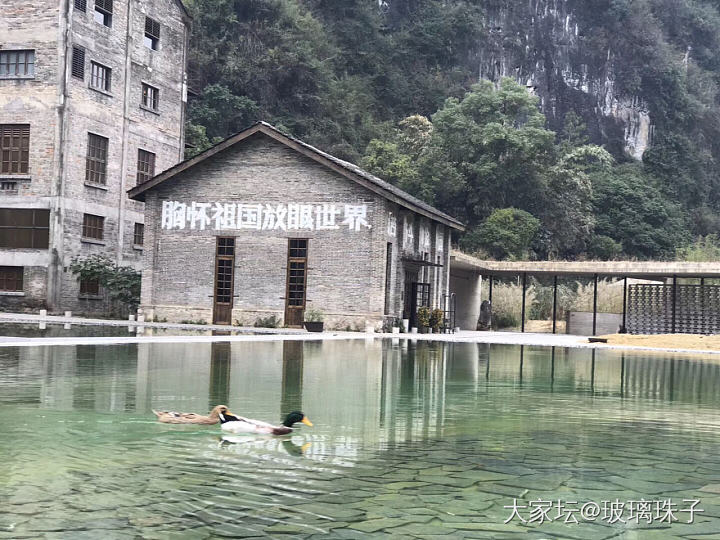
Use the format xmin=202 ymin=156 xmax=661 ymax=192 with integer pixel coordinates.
xmin=219 ymin=410 xmax=313 ymax=435
xmin=152 ymin=405 xmax=230 ymax=424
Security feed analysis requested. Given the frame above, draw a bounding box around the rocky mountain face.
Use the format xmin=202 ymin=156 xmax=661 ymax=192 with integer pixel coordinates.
xmin=478 ymin=0 xmax=653 ymax=159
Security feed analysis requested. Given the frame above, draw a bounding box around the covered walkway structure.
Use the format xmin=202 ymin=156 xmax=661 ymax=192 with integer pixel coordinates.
xmin=449 ymin=251 xmax=720 ymax=335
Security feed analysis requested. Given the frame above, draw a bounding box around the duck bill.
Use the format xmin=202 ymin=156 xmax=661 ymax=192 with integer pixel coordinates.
xmin=301 ymin=417 xmax=314 ymax=427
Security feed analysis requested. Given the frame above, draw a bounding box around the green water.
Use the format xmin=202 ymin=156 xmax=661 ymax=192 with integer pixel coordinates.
xmin=2 ymin=340 xmax=720 ymax=539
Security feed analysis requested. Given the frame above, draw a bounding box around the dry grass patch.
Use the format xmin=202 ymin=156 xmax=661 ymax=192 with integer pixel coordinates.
xmin=597 ymin=334 xmax=720 ymax=351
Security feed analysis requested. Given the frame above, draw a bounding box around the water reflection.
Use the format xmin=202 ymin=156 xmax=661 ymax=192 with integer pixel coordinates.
xmin=4 ymin=341 xmax=720 ymax=538
xmin=4 ymin=341 xmax=720 ymax=437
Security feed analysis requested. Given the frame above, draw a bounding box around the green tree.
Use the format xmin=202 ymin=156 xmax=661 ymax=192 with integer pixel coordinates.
xmin=419 ymin=79 xmax=556 ymax=228
xmin=592 ymin=165 xmax=689 ymax=259
xmin=69 ymin=255 xmax=141 ymax=315
xmin=539 ymin=145 xmax=614 ymax=257
xmin=461 ymin=208 xmax=541 ymax=260
xmin=676 ymin=234 xmax=720 ymax=262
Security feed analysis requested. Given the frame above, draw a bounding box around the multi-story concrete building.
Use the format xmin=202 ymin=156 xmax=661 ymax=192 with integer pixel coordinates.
xmin=128 ymin=122 xmax=464 ymax=329
xmin=0 ymin=0 xmax=190 ymax=312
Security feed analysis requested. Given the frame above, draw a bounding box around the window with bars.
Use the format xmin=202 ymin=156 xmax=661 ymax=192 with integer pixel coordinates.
xmin=0 ymin=209 xmax=49 ymax=249
xmin=144 ymin=17 xmax=160 ymax=50
xmin=141 ymin=83 xmax=159 ymax=111
xmin=71 ymin=46 xmax=85 ymax=79
xmin=82 ymin=213 xmax=104 ymax=240
xmin=90 ymin=61 xmax=111 ymax=92
xmin=79 ymin=277 xmax=100 ymax=296
xmin=384 ymin=243 xmax=393 ymax=315
xmin=0 ymin=50 xmax=35 ymax=78
xmin=286 ymin=239 xmax=308 ymax=308
xmin=215 ymin=238 xmax=235 ymax=305
xmin=0 ymin=124 xmax=30 ymax=174
xmin=0 ymin=267 xmax=23 ymax=292
xmin=94 ymin=0 xmax=112 ymax=26
xmin=0 ymin=181 xmax=18 ymax=194
xmin=136 ymin=149 xmax=155 ymax=184
xmin=74 ymin=0 xmax=86 ymax=12
xmin=134 ymin=223 xmax=144 ymax=246
xmin=85 ymin=133 xmax=108 ymax=185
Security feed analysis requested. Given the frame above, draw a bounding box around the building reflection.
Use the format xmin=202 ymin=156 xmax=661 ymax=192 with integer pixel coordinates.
xmin=209 ymin=342 xmax=231 ymax=407
xmin=9 ymin=338 xmax=720 ymax=452
xmin=281 ymin=341 xmax=303 ymax=415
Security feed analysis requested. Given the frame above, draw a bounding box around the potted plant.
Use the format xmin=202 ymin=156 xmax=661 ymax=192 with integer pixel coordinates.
xmin=392 ymin=317 xmax=402 ymax=334
xmin=417 ymin=306 xmax=431 ymax=333
xmin=304 ymin=308 xmax=324 ymax=332
xmin=430 ymin=308 xmax=445 ymax=333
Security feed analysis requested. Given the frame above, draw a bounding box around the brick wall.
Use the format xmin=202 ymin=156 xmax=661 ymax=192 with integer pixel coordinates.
xmin=141 ymin=133 xmax=452 ymax=329
xmin=0 ymin=0 xmax=188 ymax=313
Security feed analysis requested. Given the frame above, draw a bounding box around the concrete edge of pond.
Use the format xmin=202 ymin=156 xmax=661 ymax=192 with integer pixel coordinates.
xmin=2 ymin=312 xmax=720 ymax=356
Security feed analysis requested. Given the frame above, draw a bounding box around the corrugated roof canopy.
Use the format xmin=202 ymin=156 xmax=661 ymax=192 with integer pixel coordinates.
xmin=128 ymin=122 xmax=464 ymax=231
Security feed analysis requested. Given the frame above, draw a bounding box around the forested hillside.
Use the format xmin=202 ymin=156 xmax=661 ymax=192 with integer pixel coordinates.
xmin=184 ymin=0 xmax=720 ymax=261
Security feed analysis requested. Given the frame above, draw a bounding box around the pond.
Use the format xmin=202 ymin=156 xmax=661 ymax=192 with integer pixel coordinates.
xmin=1 ymin=340 xmax=720 ymax=538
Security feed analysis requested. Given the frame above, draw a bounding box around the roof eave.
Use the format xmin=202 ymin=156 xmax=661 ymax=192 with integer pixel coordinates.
xmin=128 ymin=123 xmax=465 ymax=231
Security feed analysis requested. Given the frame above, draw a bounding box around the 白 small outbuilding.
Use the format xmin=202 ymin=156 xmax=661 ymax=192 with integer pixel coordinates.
xmin=128 ymin=122 xmax=464 ymax=329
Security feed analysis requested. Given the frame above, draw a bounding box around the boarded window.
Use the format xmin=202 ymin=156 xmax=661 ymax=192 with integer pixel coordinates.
xmin=0 ymin=124 xmax=30 ymax=174
xmin=90 ymin=61 xmax=111 ymax=92
xmin=0 ymin=267 xmax=23 ymax=292
xmin=144 ymin=17 xmax=160 ymax=50
xmin=82 ymin=213 xmax=104 ymax=240
xmin=74 ymin=0 xmax=87 ymax=12
xmin=94 ymin=0 xmax=112 ymax=26
xmin=71 ymin=46 xmax=85 ymax=79
xmin=141 ymin=83 xmax=159 ymax=110
xmin=136 ymin=149 xmax=155 ymax=184
xmin=0 ymin=209 xmax=49 ymax=248
xmin=134 ymin=223 xmax=144 ymax=246
xmin=0 ymin=50 xmax=35 ymax=77
xmin=79 ymin=277 xmax=100 ymax=295
xmin=85 ymin=133 xmax=108 ymax=185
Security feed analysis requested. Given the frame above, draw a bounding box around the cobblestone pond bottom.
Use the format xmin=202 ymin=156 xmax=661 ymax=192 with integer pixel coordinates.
xmin=2 ymin=340 xmax=720 ymax=539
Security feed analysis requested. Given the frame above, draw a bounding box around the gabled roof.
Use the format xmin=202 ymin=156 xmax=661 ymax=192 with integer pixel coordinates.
xmin=128 ymin=122 xmax=465 ymax=230
xmin=174 ymin=0 xmax=191 ymax=20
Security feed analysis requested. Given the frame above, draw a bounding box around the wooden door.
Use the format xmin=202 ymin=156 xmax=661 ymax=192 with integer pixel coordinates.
xmin=409 ymin=282 xmax=431 ymax=329
xmin=284 ymin=239 xmax=308 ymax=327
xmin=213 ymin=237 xmax=235 ymax=325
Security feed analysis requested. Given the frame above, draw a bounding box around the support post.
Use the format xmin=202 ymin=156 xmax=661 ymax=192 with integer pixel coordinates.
xmin=521 ymin=273 xmax=527 ymax=333
xmin=552 ymin=275 xmax=558 ymax=334
xmin=622 ymin=276 xmax=628 ymax=332
xmin=592 ymin=273 xmax=598 ymax=336
xmin=672 ymin=275 xmax=677 ymax=334
xmin=488 ymin=275 xmax=493 ymax=304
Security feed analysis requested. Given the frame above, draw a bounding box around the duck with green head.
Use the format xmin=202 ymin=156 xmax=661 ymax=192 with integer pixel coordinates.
xmin=219 ymin=410 xmax=313 ymax=435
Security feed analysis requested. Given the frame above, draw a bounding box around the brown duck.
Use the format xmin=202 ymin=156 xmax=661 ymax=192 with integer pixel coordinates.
xmin=152 ymin=405 xmax=230 ymax=425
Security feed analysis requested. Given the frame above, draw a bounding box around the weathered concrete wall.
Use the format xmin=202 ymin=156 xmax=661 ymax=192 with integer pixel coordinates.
xmin=566 ymin=311 xmax=622 ymax=336
xmin=0 ymin=0 xmax=188 ymax=313
xmin=0 ymin=0 xmax=60 ymax=309
xmin=449 ymin=269 xmax=482 ymax=330
xmin=142 ymin=134 xmax=451 ymax=329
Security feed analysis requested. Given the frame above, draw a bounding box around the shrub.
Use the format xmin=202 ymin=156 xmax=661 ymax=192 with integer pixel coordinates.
xmin=254 ymin=315 xmax=281 ymax=328
xmin=69 ymin=255 xmax=140 ymax=316
xmin=430 ymin=308 xmax=444 ymax=330
xmin=417 ymin=306 xmax=431 ymax=327
xmin=304 ymin=308 xmax=324 ymax=322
